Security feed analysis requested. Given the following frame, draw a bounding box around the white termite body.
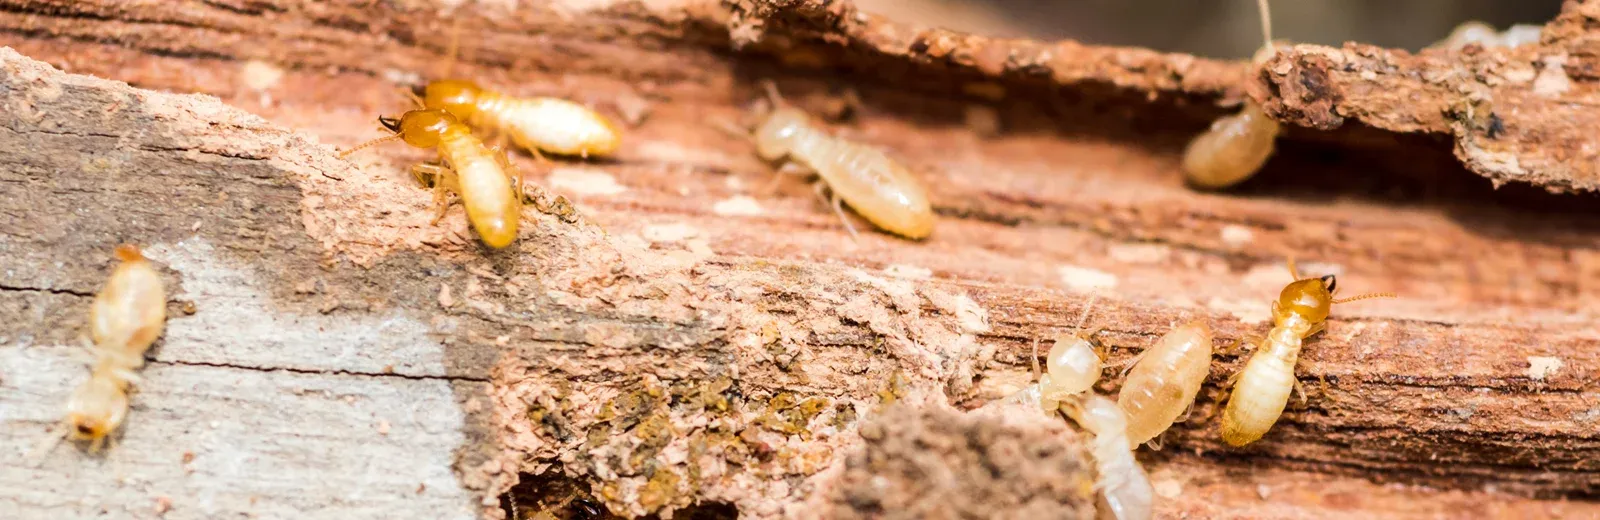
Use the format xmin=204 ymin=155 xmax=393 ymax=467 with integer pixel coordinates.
xmin=1116 ymin=321 xmax=1214 ymax=447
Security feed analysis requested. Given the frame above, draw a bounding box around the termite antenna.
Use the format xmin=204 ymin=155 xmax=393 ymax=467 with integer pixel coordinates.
xmin=113 ymin=244 xmax=144 ymax=262
xmin=398 ymin=86 xmax=425 ymax=108
xmin=338 ymin=135 xmax=403 ymax=159
xmin=760 ymin=80 xmax=786 ymax=108
xmin=1257 ymin=0 xmax=1273 ymax=52
xmin=27 ymin=423 xmax=69 ymax=468
xmin=1284 ymin=256 xmax=1303 ymax=281
xmin=1073 ymin=292 xmax=1100 ymax=333
xmin=712 ymin=117 xmax=753 ymax=143
xmin=443 ymin=14 xmax=462 ymax=79
xmin=1332 ymin=292 xmax=1396 ymax=304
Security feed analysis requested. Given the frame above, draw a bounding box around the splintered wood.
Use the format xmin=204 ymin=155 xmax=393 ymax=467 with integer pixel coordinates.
xmin=2 ymin=0 xmax=1599 ymax=519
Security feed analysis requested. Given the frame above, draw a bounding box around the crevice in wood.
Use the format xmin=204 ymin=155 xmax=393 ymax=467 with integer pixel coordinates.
xmin=147 ymin=358 xmax=493 ymax=383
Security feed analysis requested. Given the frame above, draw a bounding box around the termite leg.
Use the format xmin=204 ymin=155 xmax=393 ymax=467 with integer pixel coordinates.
xmin=489 ymin=131 xmax=510 ymax=155
xmin=490 ymin=145 xmax=526 ymax=213
xmin=1147 ymin=433 xmax=1166 ymax=451
xmin=1221 ymin=335 xmax=1261 ymax=357
xmin=764 ymin=161 xmax=810 ymax=195
xmin=1112 ymin=348 xmax=1146 ymax=377
xmin=1029 ymin=336 xmax=1042 ymax=382
xmin=1175 ymin=402 xmax=1195 ymax=423
xmin=27 ymin=423 xmax=68 ymax=467
xmin=814 ymin=181 xmax=859 ymax=240
xmin=412 ymin=163 xmax=457 ymax=225
xmin=113 ymin=367 xmax=142 ymax=385
xmin=1293 ymin=378 xmax=1308 ymax=406
xmin=712 ymin=117 xmax=753 ymax=143
xmin=1305 ymin=321 xmax=1327 ymax=339
xmin=516 ymin=146 xmax=547 ymax=203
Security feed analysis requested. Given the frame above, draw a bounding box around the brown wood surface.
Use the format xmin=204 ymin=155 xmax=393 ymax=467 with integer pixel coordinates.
xmin=1 ymin=0 xmax=1598 ymax=519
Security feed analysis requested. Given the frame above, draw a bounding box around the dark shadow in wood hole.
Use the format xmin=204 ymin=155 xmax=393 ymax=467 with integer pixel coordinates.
xmin=500 ymin=470 xmax=740 ymax=520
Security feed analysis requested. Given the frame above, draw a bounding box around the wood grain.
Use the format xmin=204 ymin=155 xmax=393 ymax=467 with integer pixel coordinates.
xmin=1 ymin=0 xmax=1598 ymax=518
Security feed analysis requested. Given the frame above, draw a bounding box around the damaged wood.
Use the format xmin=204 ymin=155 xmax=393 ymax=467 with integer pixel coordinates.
xmin=2 ymin=0 xmax=1599 ymax=519
xmin=1252 ymin=0 xmax=1600 ymax=192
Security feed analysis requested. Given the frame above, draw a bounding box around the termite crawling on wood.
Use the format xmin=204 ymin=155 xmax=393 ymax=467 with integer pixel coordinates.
xmin=341 ymin=108 xmax=523 ymax=249
xmin=1429 ymin=21 xmax=1543 ymax=50
xmin=728 ymin=81 xmax=936 ymax=240
xmin=1181 ymin=0 xmax=1281 ymax=190
xmin=1220 ymin=259 xmax=1393 ymax=447
xmin=983 ymin=296 xmax=1153 ymax=520
xmin=413 ymin=16 xmax=621 ymax=159
xmin=1116 ymin=320 xmax=1214 ymax=448
xmin=1063 ymin=395 xmax=1155 ymax=520
xmin=59 ymin=244 xmax=168 ymax=453
xmin=995 ymin=294 xmax=1105 ymax=413
xmin=418 ymin=79 xmax=622 ymax=159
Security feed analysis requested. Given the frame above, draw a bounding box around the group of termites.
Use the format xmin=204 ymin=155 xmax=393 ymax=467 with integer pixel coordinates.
xmin=991 ymin=256 xmax=1392 ymax=519
xmin=993 ymin=2 xmax=1547 ymax=518
xmin=47 ymin=1 xmax=1532 ymax=517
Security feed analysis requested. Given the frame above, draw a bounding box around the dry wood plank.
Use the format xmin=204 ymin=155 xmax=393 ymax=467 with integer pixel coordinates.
xmin=1 ymin=0 xmax=1599 ymax=519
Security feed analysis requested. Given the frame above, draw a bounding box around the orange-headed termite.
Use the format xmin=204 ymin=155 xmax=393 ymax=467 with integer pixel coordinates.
xmin=733 ymin=81 xmax=935 ymax=240
xmin=1220 ymin=259 xmax=1393 ymax=446
xmin=1181 ymin=0 xmax=1281 ymax=190
xmin=412 ymin=18 xmax=620 ymax=159
xmin=1116 ymin=320 xmax=1214 ymax=448
xmin=63 ymin=244 xmax=167 ymax=452
xmin=341 ymin=108 xmax=522 ymax=249
xmin=418 ymin=79 xmax=622 ymax=159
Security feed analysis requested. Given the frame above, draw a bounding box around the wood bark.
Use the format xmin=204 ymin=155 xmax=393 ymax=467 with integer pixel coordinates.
xmin=1 ymin=0 xmax=1598 ymax=519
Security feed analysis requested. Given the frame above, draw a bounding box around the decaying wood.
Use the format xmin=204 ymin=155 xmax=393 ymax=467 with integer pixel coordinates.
xmin=1252 ymin=2 xmax=1600 ymax=193
xmin=821 ymin=402 xmax=1095 ymax=519
xmin=2 ymin=0 xmax=1599 ymax=519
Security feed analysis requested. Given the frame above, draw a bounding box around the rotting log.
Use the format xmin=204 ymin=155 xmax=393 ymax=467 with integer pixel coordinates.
xmin=1 ymin=0 xmax=1599 ymax=519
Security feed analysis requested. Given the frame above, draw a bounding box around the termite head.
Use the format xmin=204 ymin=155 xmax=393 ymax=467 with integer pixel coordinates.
xmin=113 ymin=244 xmax=145 ymax=263
xmin=383 ymin=109 xmax=461 ymax=149
xmin=1278 ymin=276 xmax=1335 ymax=323
xmin=418 ymin=80 xmax=483 ymax=120
xmin=1038 ymin=334 xmax=1103 ymax=401
xmin=752 ymin=107 xmax=809 ymax=161
xmin=64 ymin=374 xmax=129 ymax=449
xmin=1062 ymin=394 xmax=1125 ymax=435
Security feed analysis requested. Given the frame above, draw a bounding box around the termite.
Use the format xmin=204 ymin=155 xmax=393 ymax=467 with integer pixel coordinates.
xmin=992 ymin=294 xmax=1104 ymax=413
xmin=732 ymin=81 xmax=936 ymax=240
xmin=1062 ymin=395 xmax=1155 ymax=520
xmin=1219 ymin=259 xmax=1393 ymax=447
xmin=1116 ymin=320 xmax=1214 ymax=448
xmin=413 ymin=18 xmax=621 ymax=159
xmin=340 ymin=108 xmax=523 ymax=249
xmin=62 ymin=244 xmax=168 ymax=452
xmin=418 ymin=79 xmax=622 ymax=159
xmin=1429 ymin=21 xmax=1542 ymax=50
xmin=1181 ymin=0 xmax=1281 ymax=190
